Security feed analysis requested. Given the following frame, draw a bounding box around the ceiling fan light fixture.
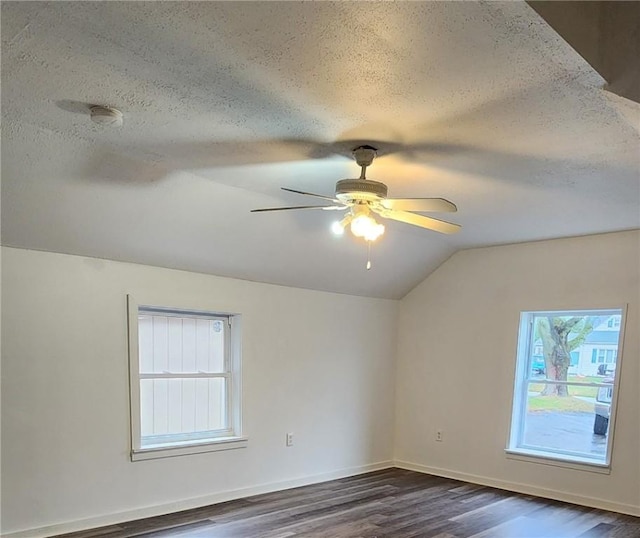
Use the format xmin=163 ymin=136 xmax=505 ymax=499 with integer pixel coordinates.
xmin=331 ymin=220 xmax=345 ymax=235
xmin=331 ymin=213 xmax=354 ymax=236
xmin=350 ymin=214 xmax=385 ymax=242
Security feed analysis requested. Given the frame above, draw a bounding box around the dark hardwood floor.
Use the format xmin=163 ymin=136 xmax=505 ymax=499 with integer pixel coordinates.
xmin=58 ymin=468 xmax=640 ymax=538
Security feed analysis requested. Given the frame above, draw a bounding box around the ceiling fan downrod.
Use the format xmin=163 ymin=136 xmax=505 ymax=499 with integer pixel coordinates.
xmin=352 ymin=145 xmax=377 ymax=180
xmin=335 ymin=145 xmax=388 ymax=203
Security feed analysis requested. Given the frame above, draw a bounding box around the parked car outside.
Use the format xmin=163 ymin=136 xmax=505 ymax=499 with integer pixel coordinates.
xmin=593 ymin=377 xmax=614 ymax=436
xmin=531 ymin=359 xmax=545 ymax=375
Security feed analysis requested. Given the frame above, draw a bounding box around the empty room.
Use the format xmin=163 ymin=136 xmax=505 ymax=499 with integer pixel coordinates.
xmin=1 ymin=2 xmax=639 ymax=537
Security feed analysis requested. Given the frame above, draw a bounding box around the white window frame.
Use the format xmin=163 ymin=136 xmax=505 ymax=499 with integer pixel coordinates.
xmin=506 ymin=307 xmax=626 ymax=472
xmin=127 ymin=295 xmax=246 ymax=461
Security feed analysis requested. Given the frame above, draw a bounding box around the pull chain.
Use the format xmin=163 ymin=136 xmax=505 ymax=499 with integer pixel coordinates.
xmin=366 ymin=241 xmax=372 ymax=270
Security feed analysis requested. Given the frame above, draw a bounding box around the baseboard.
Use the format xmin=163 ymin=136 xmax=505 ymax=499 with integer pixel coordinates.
xmin=2 ymin=460 xmax=393 ymax=538
xmin=394 ymin=459 xmax=640 ymax=517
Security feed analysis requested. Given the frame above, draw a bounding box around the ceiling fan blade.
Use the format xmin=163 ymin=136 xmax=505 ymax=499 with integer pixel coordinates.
xmin=281 ymin=187 xmax=339 ymax=203
xmin=251 ymin=205 xmax=346 ymax=213
xmin=377 ymin=208 xmax=461 ymax=234
xmin=381 ymin=198 xmax=457 ymax=213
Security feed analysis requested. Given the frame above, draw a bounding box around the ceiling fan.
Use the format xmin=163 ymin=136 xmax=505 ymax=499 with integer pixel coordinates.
xmin=251 ymin=145 xmax=461 ymax=243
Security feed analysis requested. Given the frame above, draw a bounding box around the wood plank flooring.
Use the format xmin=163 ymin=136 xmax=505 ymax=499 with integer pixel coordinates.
xmin=57 ymin=469 xmax=640 ymax=538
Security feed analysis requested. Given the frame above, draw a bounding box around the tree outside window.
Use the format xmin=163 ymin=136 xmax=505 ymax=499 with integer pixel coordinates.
xmin=508 ymin=308 xmax=625 ymax=467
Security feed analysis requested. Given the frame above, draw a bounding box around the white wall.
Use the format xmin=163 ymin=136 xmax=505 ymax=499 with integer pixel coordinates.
xmin=395 ymin=230 xmax=640 ymax=514
xmin=3 ymin=230 xmax=639 ymax=536
xmin=1 ymin=247 xmax=398 ymax=535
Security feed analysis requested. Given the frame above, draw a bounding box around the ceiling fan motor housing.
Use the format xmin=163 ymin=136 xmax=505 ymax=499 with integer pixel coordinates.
xmin=335 ymin=179 xmax=388 ymax=202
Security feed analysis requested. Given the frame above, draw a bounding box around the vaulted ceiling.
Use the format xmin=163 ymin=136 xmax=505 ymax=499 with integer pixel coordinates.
xmin=2 ymin=1 xmax=638 ymax=299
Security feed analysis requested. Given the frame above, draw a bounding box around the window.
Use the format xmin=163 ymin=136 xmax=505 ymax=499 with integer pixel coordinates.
xmin=591 ymin=348 xmax=618 ymax=365
xmin=507 ymin=308 xmax=625 ymax=469
xmin=127 ymin=296 xmax=245 ymax=461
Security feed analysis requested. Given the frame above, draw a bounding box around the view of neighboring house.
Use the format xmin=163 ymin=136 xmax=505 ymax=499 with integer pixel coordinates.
xmin=574 ymin=315 xmax=621 ymax=376
xmin=531 ymin=315 xmax=622 ymax=376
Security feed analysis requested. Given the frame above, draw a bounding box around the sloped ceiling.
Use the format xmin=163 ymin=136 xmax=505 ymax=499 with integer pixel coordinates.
xmin=529 ymin=1 xmax=640 ymax=105
xmin=2 ymin=1 xmax=639 ymax=299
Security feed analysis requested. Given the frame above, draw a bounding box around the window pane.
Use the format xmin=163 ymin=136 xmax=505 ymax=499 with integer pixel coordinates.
xmin=522 ymin=383 xmax=611 ymax=461
xmin=139 ymin=316 xmax=154 ymax=373
xmin=131 ymin=301 xmax=241 ymax=458
xmin=511 ymin=309 xmax=623 ymax=466
xmin=138 ymin=314 xmax=226 ymax=373
xmin=209 ymin=320 xmax=225 ymax=371
xmin=140 ymin=378 xmax=227 ymax=444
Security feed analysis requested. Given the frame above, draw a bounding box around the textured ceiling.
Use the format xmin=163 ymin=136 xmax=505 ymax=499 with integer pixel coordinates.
xmin=2 ymin=1 xmax=639 ymax=299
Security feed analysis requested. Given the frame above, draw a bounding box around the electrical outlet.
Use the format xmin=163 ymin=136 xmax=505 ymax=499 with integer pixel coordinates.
xmin=436 ymin=430 xmax=443 ymax=442
xmin=286 ymin=432 xmax=294 ymax=446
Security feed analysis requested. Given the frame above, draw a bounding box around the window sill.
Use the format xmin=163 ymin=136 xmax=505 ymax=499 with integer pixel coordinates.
xmin=131 ymin=436 xmax=248 ymax=461
xmin=505 ymin=448 xmax=611 ymax=474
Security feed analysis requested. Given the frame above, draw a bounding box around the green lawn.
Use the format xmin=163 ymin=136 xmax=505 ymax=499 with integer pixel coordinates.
xmin=528 ymin=375 xmax=605 ymax=399
xmin=528 ymin=395 xmax=594 ymax=413
xmin=527 ymin=375 xmax=613 ymax=412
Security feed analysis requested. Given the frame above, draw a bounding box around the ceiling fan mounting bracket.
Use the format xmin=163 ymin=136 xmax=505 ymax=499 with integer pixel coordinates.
xmin=352 ymin=146 xmax=377 ymax=168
